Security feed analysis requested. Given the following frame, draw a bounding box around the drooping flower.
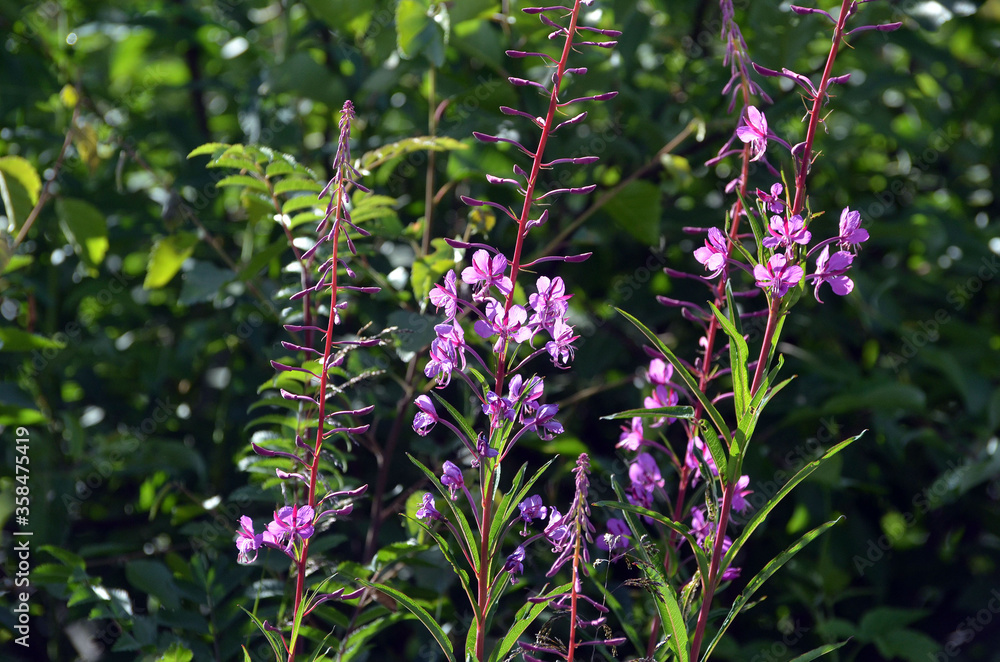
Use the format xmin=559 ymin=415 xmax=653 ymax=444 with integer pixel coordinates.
xmin=646 ymin=358 xmax=673 ymax=386
xmin=753 ymin=254 xmax=803 ymax=298
xmin=762 ymin=214 xmax=811 ymax=250
xmin=473 ymin=432 xmax=499 ymax=467
xmin=528 ymin=276 xmax=570 ymax=332
xmin=544 ymin=317 xmax=578 ymax=367
xmin=694 ymin=226 xmax=729 ymax=278
xmin=810 ymin=246 xmax=855 ymax=303
xmin=236 ymin=516 xmax=263 ymax=564
xmin=503 ymin=545 xmax=526 ymax=584
xmin=616 ymin=416 xmax=646 ymax=452
xmin=517 ymin=495 xmax=548 ymax=535
xmin=412 ymin=395 xmax=439 ymax=436
xmin=543 ymin=508 xmax=570 ymax=548
xmin=732 ymin=475 xmax=753 ymax=513
xmin=423 ymin=323 xmax=467 ymax=387
xmin=461 ymin=249 xmax=513 ymax=301
xmin=756 ymin=182 xmax=785 ymax=214
xmin=644 ymin=384 xmax=679 ymax=428
xmin=596 ymin=518 xmax=631 ymax=551
xmin=264 ymin=505 xmax=315 ymax=555
xmin=629 ymin=453 xmax=664 ymax=493
xmin=838 ymin=206 xmax=869 ymax=249
xmin=482 ymin=390 xmax=515 ymax=425
xmin=415 ymin=493 xmax=444 ymax=521
xmin=735 ymin=105 xmax=768 ymax=161
xmin=428 ymin=269 xmax=459 ymax=320
xmin=523 ymin=403 xmax=563 ymax=441
xmin=440 ymin=461 xmax=464 ymax=500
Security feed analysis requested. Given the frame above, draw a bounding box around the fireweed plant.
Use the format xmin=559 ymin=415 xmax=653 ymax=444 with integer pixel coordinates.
xmin=599 ymin=1 xmax=901 ymax=660
xmin=205 ymin=1 xmax=902 ymax=661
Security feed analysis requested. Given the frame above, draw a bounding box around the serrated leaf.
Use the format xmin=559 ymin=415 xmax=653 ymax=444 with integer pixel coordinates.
xmin=215 ymin=174 xmax=270 ymax=193
xmin=145 ymin=233 xmax=199 ymax=289
xmin=355 ymin=580 xmax=455 ymax=662
xmin=274 ymin=177 xmax=323 ymax=195
xmin=187 ymin=142 xmax=232 ymax=158
xmin=360 ymin=136 xmax=468 ymax=171
xmin=57 ymin=198 xmax=108 ymax=269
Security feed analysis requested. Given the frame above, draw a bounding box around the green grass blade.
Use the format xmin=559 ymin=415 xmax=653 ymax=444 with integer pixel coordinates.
xmin=354 ymin=579 xmax=455 ymax=662
xmin=787 ymin=640 xmax=851 ymax=661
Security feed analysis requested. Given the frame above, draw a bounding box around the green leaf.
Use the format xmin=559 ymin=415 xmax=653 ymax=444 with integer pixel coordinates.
xmin=709 ymin=300 xmax=749 ymax=418
xmin=858 ymin=607 xmax=929 ymax=640
xmin=616 ymin=307 xmax=732 ymax=449
xmin=360 ymin=136 xmax=468 ymax=171
xmin=407 ymin=454 xmax=479 ymax=571
xmin=57 ymin=198 xmax=108 ymax=270
xmin=178 ymin=260 xmax=235 ymax=306
xmin=40 ymin=544 xmax=85 ymax=569
xmin=125 ymin=559 xmax=181 ymax=610
xmin=723 ymin=432 xmax=863 ymax=570
xmin=0 ymin=328 xmax=66 ymax=353
xmin=145 ymin=233 xmax=199 ymax=289
xmin=488 ymin=582 xmax=573 ymax=662
xmin=873 ymin=628 xmax=939 ymax=661
xmin=274 ymin=177 xmax=324 ymax=195
xmin=787 ymin=640 xmax=850 ymax=662
xmin=155 ymin=642 xmax=194 ymax=662
xmin=823 ymin=382 xmax=926 ymax=414
xmin=215 ymin=174 xmax=270 ymax=193
xmin=701 ymin=518 xmax=844 ymax=661
xmin=606 ymin=478 xmax=690 ymax=662
xmin=600 ymin=406 xmax=695 ymax=421
xmin=0 ymin=156 xmax=41 ymax=232
xmin=396 ymin=0 xmax=449 ymax=66
xmin=355 ymin=579 xmax=455 ymax=662
xmin=236 ymin=240 xmax=287 ymax=282
xmin=187 ymin=142 xmax=231 ymax=158
xmin=604 ymin=180 xmax=662 ymax=245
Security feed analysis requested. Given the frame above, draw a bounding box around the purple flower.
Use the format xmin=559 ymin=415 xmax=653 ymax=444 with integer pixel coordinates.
xmin=412 ymin=395 xmax=439 ymax=436
xmin=528 ymin=276 xmax=570 ymax=331
xmin=544 ymin=318 xmax=577 ymax=367
xmin=473 ymin=432 xmax=499 ymax=467
xmin=753 ymin=254 xmax=803 ymax=298
xmin=424 ymin=323 xmax=467 ymax=387
xmin=629 ymin=453 xmax=664 ymax=494
xmin=732 ymin=475 xmax=753 ymax=513
xmin=756 ymin=183 xmax=785 ymax=214
xmin=416 ymin=493 xmax=444 ymax=521
xmin=646 ymin=358 xmax=673 ymax=386
xmin=265 ymin=505 xmax=315 ymax=554
xmin=428 ymin=269 xmax=459 ymax=320
xmin=735 ymin=105 xmax=768 ymax=161
xmin=503 ymin=545 xmax=526 ymax=584
xmin=461 ymin=249 xmax=512 ymax=301
xmin=762 ymin=214 xmax=811 ymax=250
xmin=643 ymin=384 xmax=679 ymax=428
xmin=544 ymin=508 xmax=570 ymax=547
xmin=810 ymin=246 xmax=855 ymax=302
xmin=482 ymin=390 xmax=515 ymax=425
xmin=616 ymin=416 xmax=645 ymax=452
xmin=474 ymin=300 xmax=533 ymax=353
xmin=596 ymin=518 xmax=631 ymax=551
xmin=694 ymin=226 xmax=729 ymax=278
xmin=518 ymin=495 xmax=548 ymax=534
xmin=523 ymin=403 xmax=563 ymax=441
xmin=440 ymin=461 xmax=464 ymax=500
xmin=507 ymin=374 xmax=544 ymax=414
xmin=236 ymin=516 xmax=263 ymax=564
xmin=838 ymin=207 xmax=869 ymax=249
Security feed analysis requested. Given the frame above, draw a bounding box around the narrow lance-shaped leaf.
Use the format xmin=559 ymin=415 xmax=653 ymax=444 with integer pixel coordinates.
xmin=701 ymin=518 xmax=845 ymax=661
xmin=354 ymin=579 xmax=455 ymax=662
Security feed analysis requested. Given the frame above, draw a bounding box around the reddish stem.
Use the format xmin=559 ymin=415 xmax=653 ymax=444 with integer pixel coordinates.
xmin=288 ymin=175 xmax=345 ymax=662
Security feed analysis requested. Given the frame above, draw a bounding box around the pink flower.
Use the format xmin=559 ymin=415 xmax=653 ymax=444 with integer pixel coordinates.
xmin=763 ymin=214 xmax=811 ymax=250
xmin=694 ymin=226 xmax=729 ymax=278
xmin=461 ymin=249 xmax=512 ymax=301
xmin=736 ymin=105 xmax=768 ymax=161
xmin=428 ymin=269 xmax=459 ymax=320
xmin=810 ymin=246 xmax=855 ymax=302
xmin=753 ymin=254 xmax=803 ymax=298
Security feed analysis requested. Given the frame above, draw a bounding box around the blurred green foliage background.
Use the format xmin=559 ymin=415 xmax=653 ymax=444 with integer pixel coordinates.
xmin=1 ymin=0 xmax=998 ymax=660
